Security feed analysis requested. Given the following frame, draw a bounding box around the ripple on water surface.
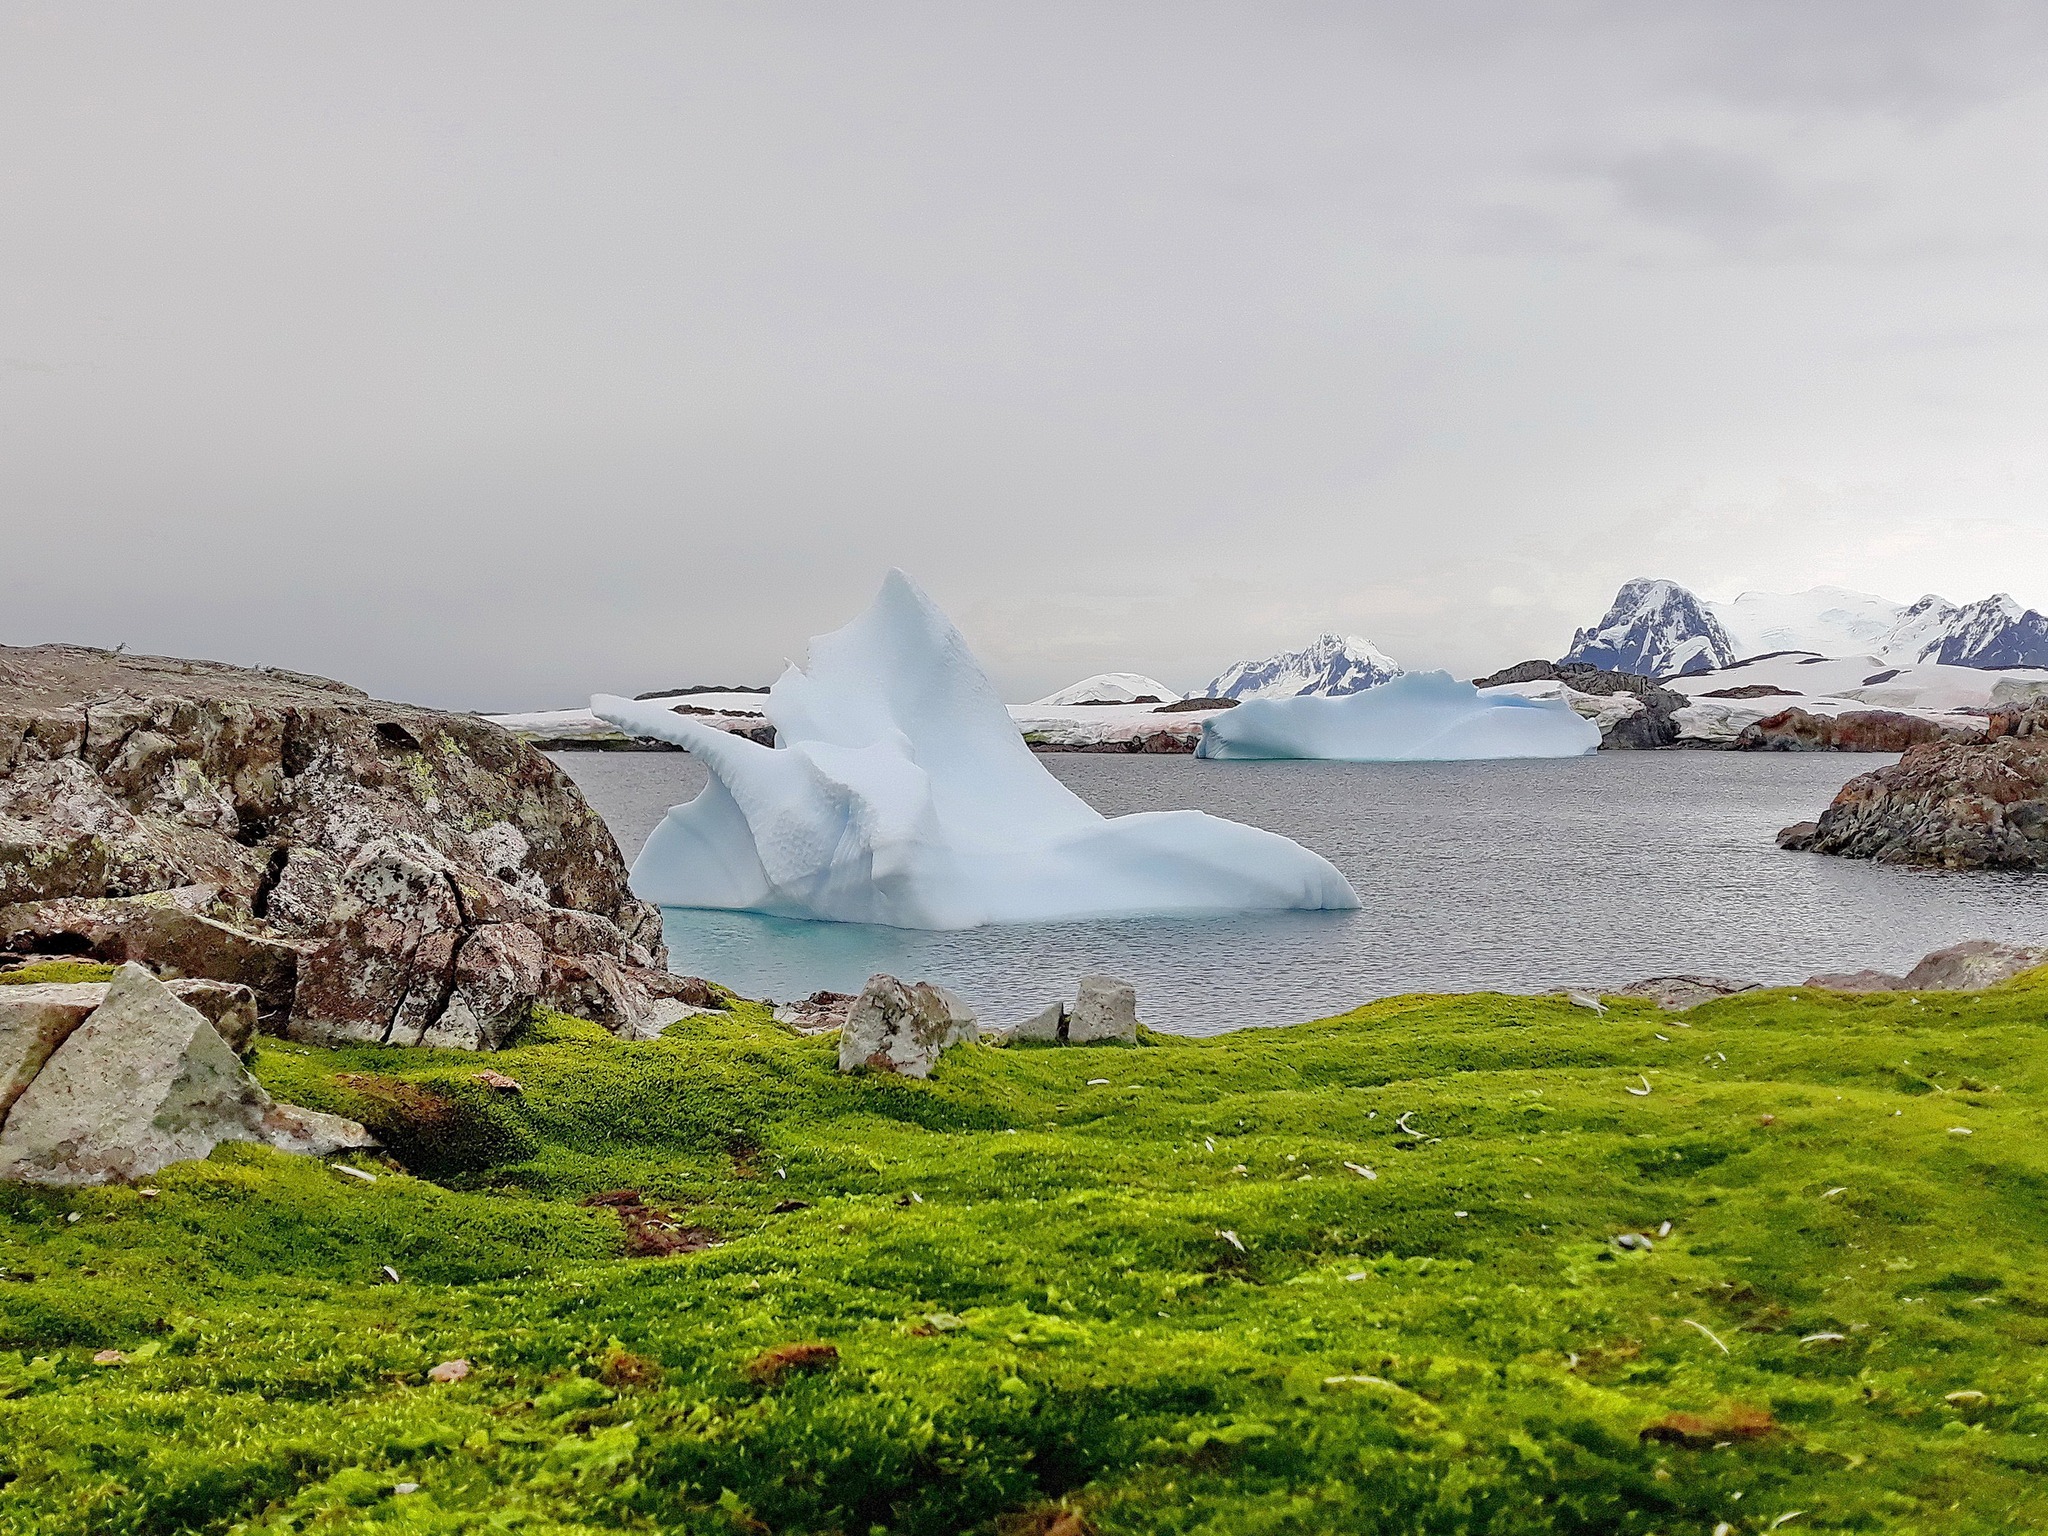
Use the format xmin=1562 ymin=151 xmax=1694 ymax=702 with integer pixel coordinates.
xmin=547 ymin=750 xmax=2048 ymax=1035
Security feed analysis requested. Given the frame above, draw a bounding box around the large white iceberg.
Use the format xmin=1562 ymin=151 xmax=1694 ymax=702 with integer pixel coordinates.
xmin=1195 ymin=671 xmax=1601 ymax=761
xmin=592 ymin=572 xmax=1358 ymax=929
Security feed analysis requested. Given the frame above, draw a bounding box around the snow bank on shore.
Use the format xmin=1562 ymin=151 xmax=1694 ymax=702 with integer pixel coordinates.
xmin=1662 ymin=654 xmax=2048 ymax=743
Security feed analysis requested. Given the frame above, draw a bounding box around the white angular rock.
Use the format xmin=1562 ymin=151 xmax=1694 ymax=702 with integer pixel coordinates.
xmin=0 ymin=977 xmax=258 ymax=1060
xmin=594 ymin=572 xmax=1357 ymax=928
xmin=1067 ymin=976 xmax=1139 ymax=1044
xmin=1010 ymin=1001 xmax=1066 ymax=1043
xmin=0 ymin=987 xmax=94 ymax=1123
xmin=1198 ymin=672 xmax=1601 ymax=762
xmin=837 ymin=974 xmax=979 ymax=1078
xmin=0 ymin=964 xmax=371 ymax=1187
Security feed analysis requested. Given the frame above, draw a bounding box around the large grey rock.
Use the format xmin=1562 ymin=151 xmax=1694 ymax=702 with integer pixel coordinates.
xmin=1808 ymin=938 xmax=2048 ymax=994
xmin=0 ymin=977 xmax=258 ymax=1055
xmin=837 ymin=974 xmax=978 ymax=1078
xmin=1611 ymin=975 xmax=1759 ymax=1011
xmin=0 ymin=987 xmax=94 ymax=1122
xmin=0 ymin=964 xmax=372 ymax=1186
xmin=1068 ymin=976 xmax=1139 ymax=1044
xmin=0 ymin=642 xmax=675 ymax=1046
xmin=1010 ymin=1002 xmax=1066 ymax=1043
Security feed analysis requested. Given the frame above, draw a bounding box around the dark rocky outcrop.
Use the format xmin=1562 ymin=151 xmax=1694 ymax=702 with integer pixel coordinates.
xmin=1786 ymin=708 xmax=2048 ymax=868
xmin=1734 ymin=707 xmax=1983 ymax=753
xmin=0 ymin=643 xmax=690 ymax=1046
xmin=1471 ymin=660 xmax=1565 ymax=689
xmin=1469 ymin=661 xmax=1689 ymax=749
xmin=1775 ymin=821 xmax=1819 ymax=851
xmin=1032 ymin=729 xmax=1198 ymax=755
xmin=1152 ymin=696 xmax=1238 ymax=713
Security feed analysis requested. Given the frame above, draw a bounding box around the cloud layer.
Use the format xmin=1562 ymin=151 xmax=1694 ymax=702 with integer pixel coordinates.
xmin=3 ymin=3 xmax=2045 ymax=705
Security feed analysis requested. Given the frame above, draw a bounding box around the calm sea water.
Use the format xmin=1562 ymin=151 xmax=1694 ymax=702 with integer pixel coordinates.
xmin=547 ymin=749 xmax=2048 ymax=1035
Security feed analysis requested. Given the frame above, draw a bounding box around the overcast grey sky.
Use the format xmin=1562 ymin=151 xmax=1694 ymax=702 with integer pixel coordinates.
xmin=4 ymin=3 xmax=2046 ymax=708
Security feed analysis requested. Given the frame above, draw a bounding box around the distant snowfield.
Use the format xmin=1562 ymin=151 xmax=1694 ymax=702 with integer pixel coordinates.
xmin=490 ymin=694 xmax=1235 ymax=750
xmin=1008 ymin=698 xmax=1229 ymax=748
xmin=488 ymin=692 xmax=769 ymax=741
xmin=1708 ymin=587 xmax=1904 ymax=659
xmin=1663 ymin=654 xmax=2048 ymax=743
xmin=493 ymin=657 xmax=2048 ymax=751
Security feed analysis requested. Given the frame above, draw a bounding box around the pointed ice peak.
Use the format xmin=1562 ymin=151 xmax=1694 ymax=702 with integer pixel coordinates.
xmin=1203 ymin=631 xmax=1402 ymax=701
xmin=591 ymin=573 xmax=1358 ymax=928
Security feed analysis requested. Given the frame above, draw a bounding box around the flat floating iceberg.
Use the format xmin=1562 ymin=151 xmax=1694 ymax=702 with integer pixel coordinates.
xmin=593 ymin=572 xmax=1358 ymax=929
xmin=1196 ymin=671 xmax=1602 ymax=762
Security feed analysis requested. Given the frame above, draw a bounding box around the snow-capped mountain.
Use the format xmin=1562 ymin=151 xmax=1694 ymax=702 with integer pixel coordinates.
xmin=1030 ymin=672 xmax=1180 ymax=706
xmin=1878 ymin=593 xmax=2048 ymax=668
xmin=1561 ymin=579 xmax=1736 ymax=677
xmin=1202 ymin=633 xmax=1402 ymax=700
xmin=1708 ymin=586 xmax=1904 ymax=661
xmin=1564 ymin=579 xmax=2048 ymax=673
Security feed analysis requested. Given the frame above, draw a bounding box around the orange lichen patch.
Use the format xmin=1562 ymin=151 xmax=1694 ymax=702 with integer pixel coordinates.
xmin=998 ymin=1508 xmax=1094 ymax=1536
xmin=743 ymin=1342 xmax=839 ymax=1386
xmin=1639 ymin=1403 xmax=1778 ymax=1448
xmin=578 ymin=1188 xmax=723 ymax=1258
xmin=598 ymin=1346 xmax=664 ymax=1391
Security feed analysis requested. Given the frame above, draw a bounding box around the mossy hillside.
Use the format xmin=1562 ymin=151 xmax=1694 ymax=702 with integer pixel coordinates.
xmin=3 ymin=980 xmax=2048 ymax=1533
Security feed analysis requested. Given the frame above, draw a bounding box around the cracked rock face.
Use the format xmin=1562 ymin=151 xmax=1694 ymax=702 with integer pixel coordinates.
xmin=0 ymin=963 xmax=372 ymax=1186
xmin=837 ymin=974 xmax=978 ymax=1078
xmin=0 ymin=643 xmax=675 ymax=1046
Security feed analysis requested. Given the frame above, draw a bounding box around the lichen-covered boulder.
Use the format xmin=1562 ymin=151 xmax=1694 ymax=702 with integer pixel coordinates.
xmin=0 ymin=643 xmax=674 ymax=1045
xmin=0 ymin=964 xmax=372 ymax=1187
xmin=837 ymin=975 xmax=977 ymax=1077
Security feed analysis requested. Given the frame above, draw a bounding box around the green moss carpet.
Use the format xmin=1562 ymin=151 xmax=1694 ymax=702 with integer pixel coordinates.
xmin=3 ymin=968 xmax=2046 ymax=1533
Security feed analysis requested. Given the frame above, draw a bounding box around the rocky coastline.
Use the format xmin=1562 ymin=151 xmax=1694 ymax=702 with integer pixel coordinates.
xmin=0 ymin=644 xmax=710 ymax=1049
xmin=1780 ymin=704 xmax=2048 ymax=869
xmin=516 ymin=660 xmax=2017 ymax=756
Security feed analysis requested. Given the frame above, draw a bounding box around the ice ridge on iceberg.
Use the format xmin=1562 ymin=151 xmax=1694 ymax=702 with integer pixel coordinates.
xmin=592 ymin=572 xmax=1359 ymax=929
xmin=1195 ymin=671 xmax=1602 ymax=762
